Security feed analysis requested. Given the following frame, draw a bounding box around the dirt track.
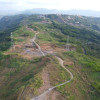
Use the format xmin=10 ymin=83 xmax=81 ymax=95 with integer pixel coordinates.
xmin=30 ymin=28 xmax=74 ymax=100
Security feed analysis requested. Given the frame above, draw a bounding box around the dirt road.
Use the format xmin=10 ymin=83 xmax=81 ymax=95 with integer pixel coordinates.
xmin=30 ymin=30 xmax=74 ymax=100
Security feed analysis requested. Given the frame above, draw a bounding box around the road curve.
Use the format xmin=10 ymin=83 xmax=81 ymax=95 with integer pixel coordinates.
xmin=30 ymin=30 xmax=74 ymax=100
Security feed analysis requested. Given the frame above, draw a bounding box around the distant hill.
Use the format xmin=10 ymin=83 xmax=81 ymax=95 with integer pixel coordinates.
xmin=21 ymin=8 xmax=59 ymax=15
xmin=21 ymin=8 xmax=100 ymax=17
xmin=0 ymin=9 xmax=19 ymax=16
xmin=1 ymin=8 xmax=100 ymax=17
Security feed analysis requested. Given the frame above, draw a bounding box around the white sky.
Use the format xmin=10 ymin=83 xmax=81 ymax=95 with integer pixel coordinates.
xmin=0 ymin=0 xmax=100 ymax=11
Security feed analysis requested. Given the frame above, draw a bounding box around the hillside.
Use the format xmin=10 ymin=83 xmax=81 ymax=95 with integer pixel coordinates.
xmin=0 ymin=14 xmax=100 ymax=100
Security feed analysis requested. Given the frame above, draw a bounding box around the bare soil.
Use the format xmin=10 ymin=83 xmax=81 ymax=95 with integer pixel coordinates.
xmin=36 ymin=66 xmax=65 ymax=100
xmin=38 ymin=68 xmax=52 ymax=95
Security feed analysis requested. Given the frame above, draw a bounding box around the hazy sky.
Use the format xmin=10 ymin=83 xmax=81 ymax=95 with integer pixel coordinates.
xmin=0 ymin=0 xmax=100 ymax=11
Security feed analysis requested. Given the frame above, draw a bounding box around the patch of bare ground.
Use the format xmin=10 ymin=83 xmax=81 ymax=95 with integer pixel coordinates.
xmin=38 ymin=60 xmax=68 ymax=100
xmin=32 ymin=68 xmax=52 ymax=100
xmin=35 ymin=66 xmax=65 ymax=100
xmin=50 ymin=90 xmax=65 ymax=100
xmin=37 ymin=68 xmax=52 ymax=95
xmin=0 ymin=68 xmax=16 ymax=76
xmin=21 ymin=54 xmax=34 ymax=59
xmin=25 ymin=58 xmax=65 ymax=100
xmin=4 ymin=42 xmax=25 ymax=54
xmin=26 ymin=27 xmax=35 ymax=33
xmin=41 ymin=43 xmax=65 ymax=52
xmin=37 ymin=90 xmax=65 ymax=100
xmin=64 ymin=59 xmax=74 ymax=66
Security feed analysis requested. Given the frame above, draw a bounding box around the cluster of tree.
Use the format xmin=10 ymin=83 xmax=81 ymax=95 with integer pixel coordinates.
xmin=0 ymin=16 xmax=22 ymax=51
xmin=52 ymin=22 xmax=100 ymax=58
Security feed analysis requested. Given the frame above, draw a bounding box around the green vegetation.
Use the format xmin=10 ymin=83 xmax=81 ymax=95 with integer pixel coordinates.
xmin=27 ymin=20 xmax=100 ymax=99
xmin=0 ymin=14 xmax=100 ymax=100
xmin=14 ymin=27 xmax=34 ymax=38
xmin=92 ymin=82 xmax=100 ymax=93
xmin=47 ymin=56 xmax=71 ymax=98
xmin=31 ymin=75 xmax=43 ymax=95
xmin=0 ymin=53 xmax=49 ymax=100
xmin=29 ymin=23 xmax=69 ymax=46
xmin=0 ymin=15 xmax=27 ymax=51
xmin=63 ymin=51 xmax=100 ymax=71
xmin=0 ymin=27 xmax=18 ymax=51
xmin=62 ymin=51 xmax=100 ymax=97
xmin=52 ymin=22 xmax=100 ymax=58
xmin=13 ymin=26 xmax=34 ymax=44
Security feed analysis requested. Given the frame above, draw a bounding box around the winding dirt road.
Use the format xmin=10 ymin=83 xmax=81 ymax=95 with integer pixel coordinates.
xmin=31 ymin=33 xmax=45 ymax=56
xmin=30 ymin=29 xmax=74 ymax=100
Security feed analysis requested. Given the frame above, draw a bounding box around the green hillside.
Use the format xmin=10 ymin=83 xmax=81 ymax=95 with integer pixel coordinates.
xmin=0 ymin=14 xmax=100 ymax=100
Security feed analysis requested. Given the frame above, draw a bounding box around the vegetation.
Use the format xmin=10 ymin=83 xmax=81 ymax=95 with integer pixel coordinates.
xmin=0 ymin=14 xmax=100 ymax=100
xmin=0 ymin=53 xmax=50 ymax=100
xmin=13 ymin=26 xmax=34 ymax=44
xmin=52 ymin=22 xmax=100 ymax=58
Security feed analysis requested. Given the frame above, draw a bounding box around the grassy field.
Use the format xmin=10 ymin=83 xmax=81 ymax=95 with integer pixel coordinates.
xmin=29 ymin=23 xmax=83 ymax=53
xmin=13 ymin=26 xmax=34 ymax=44
xmin=56 ymin=51 xmax=100 ymax=100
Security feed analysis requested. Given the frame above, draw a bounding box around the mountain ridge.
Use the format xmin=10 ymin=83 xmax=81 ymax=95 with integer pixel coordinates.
xmin=1 ymin=8 xmax=100 ymax=17
xmin=0 ymin=14 xmax=100 ymax=100
xmin=21 ymin=8 xmax=100 ymax=17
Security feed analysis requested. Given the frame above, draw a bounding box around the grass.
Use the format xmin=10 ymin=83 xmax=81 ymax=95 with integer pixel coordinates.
xmin=13 ymin=26 xmax=34 ymax=44
xmin=63 ymin=51 xmax=100 ymax=72
xmin=31 ymin=74 xmax=43 ymax=95
xmin=13 ymin=27 xmax=34 ymax=38
xmin=30 ymin=23 xmax=84 ymax=54
xmin=30 ymin=23 xmax=67 ymax=46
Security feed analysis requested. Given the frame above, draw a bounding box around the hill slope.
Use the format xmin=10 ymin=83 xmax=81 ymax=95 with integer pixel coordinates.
xmin=0 ymin=14 xmax=100 ymax=100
